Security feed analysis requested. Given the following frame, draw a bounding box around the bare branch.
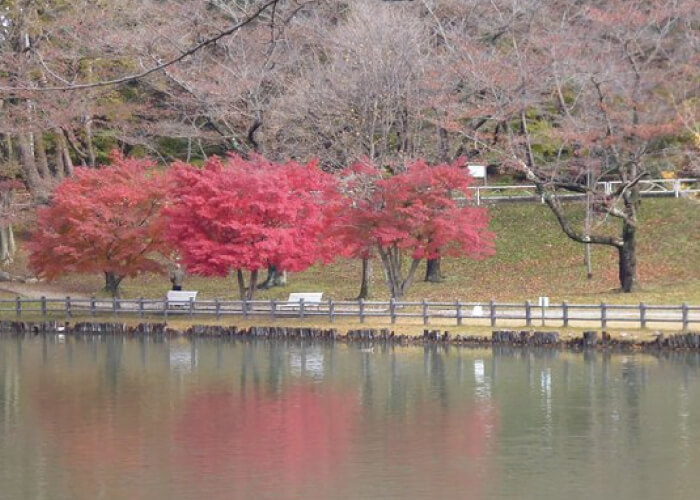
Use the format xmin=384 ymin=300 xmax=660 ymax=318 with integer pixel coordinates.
xmin=0 ymin=0 xmax=282 ymax=96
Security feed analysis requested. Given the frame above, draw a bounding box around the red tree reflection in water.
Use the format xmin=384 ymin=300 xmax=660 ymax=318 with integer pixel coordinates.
xmin=32 ymin=376 xmax=170 ymax=500
xmin=173 ymin=385 xmax=359 ymax=498
xmin=382 ymin=402 xmax=499 ymax=499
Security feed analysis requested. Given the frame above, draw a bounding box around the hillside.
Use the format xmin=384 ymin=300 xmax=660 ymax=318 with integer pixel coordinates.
xmin=4 ymin=198 xmax=699 ymax=305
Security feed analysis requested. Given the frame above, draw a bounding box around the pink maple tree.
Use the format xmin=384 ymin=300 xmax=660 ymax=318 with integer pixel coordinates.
xmin=165 ymin=154 xmax=339 ymax=300
xmin=332 ymin=158 xmax=495 ymax=299
xmin=28 ymin=153 xmax=168 ymax=296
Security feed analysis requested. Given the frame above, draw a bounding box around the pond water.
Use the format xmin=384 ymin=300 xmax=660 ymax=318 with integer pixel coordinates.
xmin=1 ymin=336 xmax=700 ymax=500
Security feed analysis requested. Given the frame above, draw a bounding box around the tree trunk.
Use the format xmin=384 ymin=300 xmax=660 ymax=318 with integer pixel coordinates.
xmin=63 ymin=128 xmax=89 ymax=166
xmin=0 ymin=226 xmax=10 ymax=264
xmin=237 ymin=269 xmax=259 ymax=300
xmin=34 ymin=133 xmax=52 ymax=179
xmin=618 ymin=221 xmax=637 ymax=292
xmin=237 ymin=270 xmax=245 ymax=299
xmin=274 ymin=270 xmax=287 ymax=286
xmin=57 ymin=132 xmax=74 ymax=176
xmin=258 ymin=266 xmax=275 ymax=289
xmin=0 ymin=182 xmax=15 ymax=262
xmin=247 ymin=269 xmax=258 ymax=300
xmin=428 ymin=123 xmax=451 ymax=286
xmin=85 ymin=118 xmax=96 ymax=167
xmin=584 ymin=244 xmax=593 ymax=280
xmin=53 ymin=137 xmax=65 ymax=180
xmin=104 ymin=271 xmax=124 ymax=297
xmin=438 ymin=126 xmax=450 ymax=163
xmin=3 ymin=134 xmax=13 ymax=164
xmin=0 ymin=188 xmax=14 ymax=264
xmin=378 ymin=248 xmax=399 ymax=299
xmin=356 ymin=258 xmax=371 ymax=300
xmin=17 ymin=133 xmax=48 ymax=203
xmin=258 ymin=266 xmax=285 ymax=289
xmin=8 ymin=225 xmax=15 ymax=256
xmin=378 ymin=246 xmax=421 ymax=299
xmin=424 ymin=258 xmax=443 ymax=282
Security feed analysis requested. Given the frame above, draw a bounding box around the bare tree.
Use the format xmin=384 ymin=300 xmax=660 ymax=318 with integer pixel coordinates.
xmin=1 ymin=1 xmax=297 ymax=196
xmin=443 ymin=0 xmax=699 ymax=292
xmin=269 ymin=0 xmax=444 ymax=297
xmin=269 ymin=0 xmax=435 ymax=168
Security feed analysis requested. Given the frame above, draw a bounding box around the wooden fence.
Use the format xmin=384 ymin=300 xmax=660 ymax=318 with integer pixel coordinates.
xmin=1 ymin=297 xmax=698 ymax=330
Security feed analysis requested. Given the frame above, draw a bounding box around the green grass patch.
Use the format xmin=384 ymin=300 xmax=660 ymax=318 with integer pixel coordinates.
xmin=5 ymin=198 xmax=699 ymax=305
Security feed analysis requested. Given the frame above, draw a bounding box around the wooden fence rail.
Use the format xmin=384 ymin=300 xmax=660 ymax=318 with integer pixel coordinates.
xmin=0 ymin=297 xmax=698 ymax=330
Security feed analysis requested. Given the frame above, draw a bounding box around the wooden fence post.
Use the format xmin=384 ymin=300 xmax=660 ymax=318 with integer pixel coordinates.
xmin=456 ymin=300 xmax=462 ymax=326
xmin=640 ymin=302 xmax=646 ymax=329
xmin=525 ymin=300 xmax=532 ymax=327
xmin=422 ymin=299 xmax=429 ymax=325
xmin=164 ymin=298 xmax=169 ymax=321
xmin=329 ymin=300 xmax=335 ymax=323
xmin=15 ymin=296 xmax=21 ymax=318
xmin=562 ymin=301 xmax=568 ymax=327
xmin=601 ymin=302 xmax=607 ymax=329
xmin=65 ymin=296 xmax=71 ymax=318
xmin=390 ymin=298 xmax=396 ymax=324
xmin=216 ymin=298 xmax=221 ymax=320
xmin=90 ymin=297 xmax=97 ymax=316
xmin=359 ymin=299 xmax=365 ymax=323
xmin=242 ymin=299 xmax=248 ymax=319
xmin=113 ymin=297 xmax=118 ymax=316
xmin=41 ymin=296 xmax=47 ymax=317
xmin=138 ymin=297 xmax=144 ymax=318
xmin=299 ymin=298 xmax=305 ymax=320
xmin=682 ymin=303 xmax=689 ymax=330
xmin=490 ymin=300 xmax=496 ymax=327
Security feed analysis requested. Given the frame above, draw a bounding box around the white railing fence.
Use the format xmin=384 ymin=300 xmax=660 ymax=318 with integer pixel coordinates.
xmin=466 ymin=178 xmax=699 ymax=205
xmin=1 ymin=297 xmax=698 ymax=330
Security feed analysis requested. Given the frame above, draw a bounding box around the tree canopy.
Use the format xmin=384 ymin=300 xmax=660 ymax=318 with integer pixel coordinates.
xmin=28 ymin=153 xmax=168 ymax=296
xmin=164 ymin=154 xmax=338 ymax=300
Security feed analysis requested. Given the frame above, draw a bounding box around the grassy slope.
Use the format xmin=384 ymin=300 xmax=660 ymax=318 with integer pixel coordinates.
xmin=7 ymin=198 xmax=700 ymax=304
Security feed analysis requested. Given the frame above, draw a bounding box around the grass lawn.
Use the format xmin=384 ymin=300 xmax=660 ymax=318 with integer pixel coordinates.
xmin=4 ymin=198 xmax=699 ymax=305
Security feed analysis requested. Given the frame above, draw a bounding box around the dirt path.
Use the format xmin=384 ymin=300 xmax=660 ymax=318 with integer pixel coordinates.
xmin=0 ymin=282 xmax=90 ymax=300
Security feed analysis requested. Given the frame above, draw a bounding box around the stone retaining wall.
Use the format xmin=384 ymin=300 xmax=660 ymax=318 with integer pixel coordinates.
xmin=2 ymin=321 xmax=699 ymax=351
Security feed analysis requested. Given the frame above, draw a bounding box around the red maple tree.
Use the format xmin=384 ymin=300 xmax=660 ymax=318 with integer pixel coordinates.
xmin=332 ymin=158 xmax=495 ymax=299
xmin=165 ymin=154 xmax=339 ymax=300
xmin=28 ymin=153 xmax=168 ymax=296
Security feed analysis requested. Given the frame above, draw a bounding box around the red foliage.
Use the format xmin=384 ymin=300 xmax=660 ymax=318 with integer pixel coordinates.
xmin=326 ymin=160 xmax=384 ymax=260
xmin=164 ymin=154 xmax=339 ymax=297
xmin=330 ymin=158 xmax=495 ymax=298
xmin=28 ymin=153 xmax=168 ymax=290
xmin=376 ymin=159 xmax=494 ymax=260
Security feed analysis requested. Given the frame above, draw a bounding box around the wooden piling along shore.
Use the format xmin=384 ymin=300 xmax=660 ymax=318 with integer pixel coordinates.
xmin=1 ymin=320 xmax=700 ymax=351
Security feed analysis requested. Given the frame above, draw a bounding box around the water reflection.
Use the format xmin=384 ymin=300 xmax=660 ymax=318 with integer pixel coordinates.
xmin=288 ymin=345 xmax=325 ymax=378
xmin=168 ymin=340 xmax=197 ymax=372
xmin=173 ymin=384 xmax=358 ymax=499
xmin=1 ymin=337 xmax=700 ymax=499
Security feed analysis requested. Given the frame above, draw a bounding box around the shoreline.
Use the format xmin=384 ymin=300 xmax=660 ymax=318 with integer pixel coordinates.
xmin=1 ymin=320 xmax=699 ymax=352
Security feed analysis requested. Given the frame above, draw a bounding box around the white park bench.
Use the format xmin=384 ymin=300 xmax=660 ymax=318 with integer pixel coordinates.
xmin=278 ymin=292 xmax=324 ymax=310
xmin=166 ymin=290 xmax=198 ymax=309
